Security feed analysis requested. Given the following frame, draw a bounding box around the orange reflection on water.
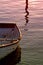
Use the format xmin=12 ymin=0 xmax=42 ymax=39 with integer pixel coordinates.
xmin=29 ymin=0 xmax=37 ymax=2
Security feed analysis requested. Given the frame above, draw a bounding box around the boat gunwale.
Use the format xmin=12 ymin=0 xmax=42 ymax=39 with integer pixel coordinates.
xmin=0 ymin=23 xmax=16 ymax=28
xmin=0 ymin=39 xmax=19 ymax=48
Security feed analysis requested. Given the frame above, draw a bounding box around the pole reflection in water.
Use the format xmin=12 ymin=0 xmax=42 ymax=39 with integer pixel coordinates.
xmin=24 ymin=0 xmax=29 ymax=31
xmin=0 ymin=46 xmax=21 ymax=65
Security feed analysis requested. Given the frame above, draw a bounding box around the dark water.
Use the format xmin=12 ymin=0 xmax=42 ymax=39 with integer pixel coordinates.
xmin=0 ymin=0 xmax=43 ymax=65
xmin=0 ymin=46 xmax=21 ymax=65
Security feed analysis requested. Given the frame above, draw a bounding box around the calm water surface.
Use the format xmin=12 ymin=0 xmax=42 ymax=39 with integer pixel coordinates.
xmin=0 ymin=0 xmax=43 ymax=65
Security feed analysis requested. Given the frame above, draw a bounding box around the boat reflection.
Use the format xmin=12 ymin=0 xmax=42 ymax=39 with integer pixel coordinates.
xmin=24 ymin=0 xmax=29 ymax=31
xmin=0 ymin=46 xmax=21 ymax=65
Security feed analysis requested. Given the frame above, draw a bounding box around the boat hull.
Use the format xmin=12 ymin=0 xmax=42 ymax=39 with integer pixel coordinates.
xmin=0 ymin=23 xmax=22 ymax=60
xmin=0 ymin=42 xmax=19 ymax=60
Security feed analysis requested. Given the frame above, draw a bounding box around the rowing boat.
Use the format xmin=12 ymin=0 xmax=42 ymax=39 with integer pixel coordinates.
xmin=0 ymin=23 xmax=22 ymax=59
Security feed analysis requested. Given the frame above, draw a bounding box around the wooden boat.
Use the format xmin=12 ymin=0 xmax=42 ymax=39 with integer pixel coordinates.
xmin=0 ymin=23 xmax=22 ymax=59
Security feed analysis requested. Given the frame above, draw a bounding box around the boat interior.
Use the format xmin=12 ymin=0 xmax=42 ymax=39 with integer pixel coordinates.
xmin=0 ymin=23 xmax=20 ymax=44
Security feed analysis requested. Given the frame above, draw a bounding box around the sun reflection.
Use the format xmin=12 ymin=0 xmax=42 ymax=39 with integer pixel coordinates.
xmin=29 ymin=0 xmax=37 ymax=2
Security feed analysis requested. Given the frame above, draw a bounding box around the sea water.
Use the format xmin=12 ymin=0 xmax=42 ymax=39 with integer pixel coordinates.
xmin=0 ymin=0 xmax=43 ymax=65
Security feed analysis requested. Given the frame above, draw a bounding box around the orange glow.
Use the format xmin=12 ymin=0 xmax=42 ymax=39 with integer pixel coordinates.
xmin=29 ymin=0 xmax=37 ymax=2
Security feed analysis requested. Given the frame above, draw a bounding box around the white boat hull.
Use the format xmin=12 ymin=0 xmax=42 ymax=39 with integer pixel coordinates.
xmin=0 ymin=42 xmax=19 ymax=60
